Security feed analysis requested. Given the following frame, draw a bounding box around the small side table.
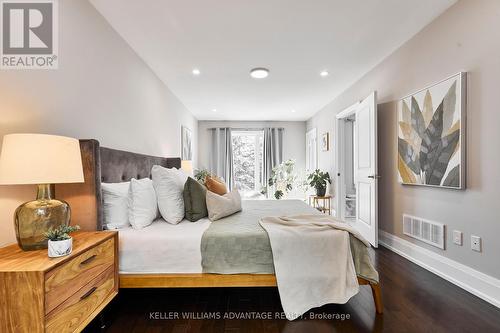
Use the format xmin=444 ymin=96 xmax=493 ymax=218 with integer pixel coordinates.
xmin=309 ymin=195 xmax=332 ymax=215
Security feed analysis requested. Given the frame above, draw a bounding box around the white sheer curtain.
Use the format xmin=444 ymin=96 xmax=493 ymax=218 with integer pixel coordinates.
xmin=209 ymin=128 xmax=234 ymax=189
xmin=261 ymin=127 xmax=284 ymax=188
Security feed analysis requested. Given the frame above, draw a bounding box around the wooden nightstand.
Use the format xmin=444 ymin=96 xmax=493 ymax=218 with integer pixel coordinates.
xmin=0 ymin=231 xmax=118 ymax=333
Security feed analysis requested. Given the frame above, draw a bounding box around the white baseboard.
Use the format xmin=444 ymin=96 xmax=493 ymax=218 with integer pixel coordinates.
xmin=379 ymin=230 xmax=500 ymax=308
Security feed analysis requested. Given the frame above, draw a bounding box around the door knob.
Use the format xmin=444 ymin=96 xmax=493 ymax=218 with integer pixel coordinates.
xmin=368 ymin=175 xmax=381 ymax=179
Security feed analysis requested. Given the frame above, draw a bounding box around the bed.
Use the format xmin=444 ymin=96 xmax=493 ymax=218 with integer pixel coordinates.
xmin=55 ymin=139 xmax=383 ymax=314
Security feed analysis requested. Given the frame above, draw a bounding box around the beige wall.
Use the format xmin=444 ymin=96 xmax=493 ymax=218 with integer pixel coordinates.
xmin=0 ymin=0 xmax=197 ymax=246
xmin=307 ymin=0 xmax=500 ymax=278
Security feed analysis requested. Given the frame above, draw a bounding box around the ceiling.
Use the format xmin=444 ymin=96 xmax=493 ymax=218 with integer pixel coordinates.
xmin=90 ymin=0 xmax=456 ymax=121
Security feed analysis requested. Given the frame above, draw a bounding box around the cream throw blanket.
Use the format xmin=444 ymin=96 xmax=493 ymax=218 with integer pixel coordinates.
xmin=259 ymin=215 xmax=370 ymax=320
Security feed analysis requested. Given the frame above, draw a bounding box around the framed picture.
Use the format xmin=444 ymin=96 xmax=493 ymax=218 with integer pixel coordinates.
xmin=181 ymin=126 xmax=192 ymax=160
xmin=397 ymin=72 xmax=466 ymax=189
xmin=321 ymin=132 xmax=329 ymax=151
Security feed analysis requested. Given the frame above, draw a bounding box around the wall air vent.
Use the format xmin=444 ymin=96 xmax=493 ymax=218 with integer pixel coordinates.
xmin=403 ymin=214 xmax=445 ymax=249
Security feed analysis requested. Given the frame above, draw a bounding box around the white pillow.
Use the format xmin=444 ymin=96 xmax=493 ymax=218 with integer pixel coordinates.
xmin=101 ymin=182 xmax=130 ymax=230
xmin=152 ymin=165 xmax=187 ymax=224
xmin=206 ymin=190 xmax=242 ymax=221
xmin=128 ymin=178 xmax=158 ymax=229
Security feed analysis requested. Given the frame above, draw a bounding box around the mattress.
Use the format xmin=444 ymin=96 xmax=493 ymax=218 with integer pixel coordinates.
xmin=118 ymin=200 xmax=316 ymax=274
xmin=201 ymin=200 xmax=321 ymax=274
xmin=118 ymin=199 xmax=377 ymax=282
xmin=118 ymin=217 xmax=211 ymax=273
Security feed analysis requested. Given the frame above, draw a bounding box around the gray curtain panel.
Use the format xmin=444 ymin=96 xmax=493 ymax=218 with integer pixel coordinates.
xmin=262 ymin=127 xmax=284 ymax=188
xmin=209 ymin=128 xmax=234 ymax=189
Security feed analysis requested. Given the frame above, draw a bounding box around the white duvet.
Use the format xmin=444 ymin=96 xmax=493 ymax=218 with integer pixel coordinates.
xmin=118 ymin=217 xmax=211 ymax=273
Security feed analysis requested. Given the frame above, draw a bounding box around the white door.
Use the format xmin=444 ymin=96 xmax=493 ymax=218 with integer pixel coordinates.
xmin=355 ymin=92 xmax=378 ymax=247
xmin=306 ymin=128 xmax=317 ymax=172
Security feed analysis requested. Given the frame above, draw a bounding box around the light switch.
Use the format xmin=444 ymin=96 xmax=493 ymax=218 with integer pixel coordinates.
xmin=453 ymin=230 xmax=462 ymax=246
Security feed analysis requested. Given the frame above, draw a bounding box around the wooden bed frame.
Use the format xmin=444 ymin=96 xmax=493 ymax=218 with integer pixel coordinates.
xmin=56 ymin=139 xmax=383 ymax=314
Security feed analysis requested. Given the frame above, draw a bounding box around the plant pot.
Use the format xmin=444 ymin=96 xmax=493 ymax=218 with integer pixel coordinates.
xmin=315 ymin=186 xmax=326 ymax=197
xmin=48 ymin=237 xmax=73 ymax=258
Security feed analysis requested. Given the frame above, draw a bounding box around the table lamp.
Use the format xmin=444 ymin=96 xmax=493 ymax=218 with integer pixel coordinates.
xmin=0 ymin=134 xmax=84 ymax=250
xmin=181 ymin=160 xmax=193 ymax=176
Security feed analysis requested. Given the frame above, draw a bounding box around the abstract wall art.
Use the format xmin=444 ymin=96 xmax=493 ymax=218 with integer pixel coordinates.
xmin=397 ymin=72 xmax=466 ymax=189
xmin=181 ymin=126 xmax=193 ymax=160
xmin=321 ymin=132 xmax=329 ymax=151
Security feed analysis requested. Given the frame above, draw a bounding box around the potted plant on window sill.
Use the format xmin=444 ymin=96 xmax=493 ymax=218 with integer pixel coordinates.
xmin=44 ymin=225 xmax=80 ymax=258
xmin=307 ymin=169 xmax=332 ymax=197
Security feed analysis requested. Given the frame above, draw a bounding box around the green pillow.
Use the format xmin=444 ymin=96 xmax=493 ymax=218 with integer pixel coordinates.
xmin=183 ymin=177 xmax=208 ymax=222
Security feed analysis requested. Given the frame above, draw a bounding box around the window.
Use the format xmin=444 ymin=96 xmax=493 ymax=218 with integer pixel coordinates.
xmin=231 ymin=130 xmax=264 ymax=194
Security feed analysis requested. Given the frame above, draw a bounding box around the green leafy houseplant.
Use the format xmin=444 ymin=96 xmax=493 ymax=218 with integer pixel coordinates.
xmin=262 ymin=159 xmax=301 ymax=200
xmin=307 ymin=169 xmax=331 ymax=197
xmin=44 ymin=225 xmax=80 ymax=258
xmin=193 ymin=169 xmax=212 ymax=185
xmin=44 ymin=225 xmax=80 ymax=242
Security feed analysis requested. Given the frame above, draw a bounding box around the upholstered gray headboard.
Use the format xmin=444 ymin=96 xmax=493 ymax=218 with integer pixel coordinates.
xmin=100 ymin=146 xmax=180 ymax=183
xmin=56 ymin=139 xmax=181 ymax=231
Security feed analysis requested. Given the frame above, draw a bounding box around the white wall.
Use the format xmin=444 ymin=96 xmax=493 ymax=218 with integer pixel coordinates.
xmin=198 ymin=121 xmax=306 ymax=192
xmin=0 ymin=0 xmax=197 ymax=246
xmin=307 ymin=0 xmax=500 ymax=278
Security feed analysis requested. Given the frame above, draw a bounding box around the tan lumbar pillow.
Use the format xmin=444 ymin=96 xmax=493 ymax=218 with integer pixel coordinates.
xmin=205 ymin=176 xmax=228 ymax=195
xmin=206 ymin=190 xmax=242 ymax=221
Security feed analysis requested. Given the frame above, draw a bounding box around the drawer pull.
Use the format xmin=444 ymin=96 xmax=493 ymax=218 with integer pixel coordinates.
xmin=80 ymin=254 xmax=97 ymax=266
xmin=80 ymin=287 xmax=97 ymax=300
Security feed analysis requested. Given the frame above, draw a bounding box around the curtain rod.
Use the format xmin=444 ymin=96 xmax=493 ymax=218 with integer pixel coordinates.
xmin=207 ymin=127 xmax=284 ymax=131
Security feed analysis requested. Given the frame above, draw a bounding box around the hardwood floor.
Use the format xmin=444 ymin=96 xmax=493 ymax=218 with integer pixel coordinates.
xmin=85 ymin=247 xmax=500 ymax=333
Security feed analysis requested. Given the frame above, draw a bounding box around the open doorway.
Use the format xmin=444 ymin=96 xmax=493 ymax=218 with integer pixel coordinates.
xmin=343 ymin=114 xmax=357 ymax=220
xmin=335 ymin=92 xmax=379 ymax=247
xmin=336 ymin=104 xmax=358 ymax=222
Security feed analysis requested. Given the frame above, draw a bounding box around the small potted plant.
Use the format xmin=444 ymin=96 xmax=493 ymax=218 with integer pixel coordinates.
xmin=307 ymin=169 xmax=332 ymax=197
xmin=44 ymin=225 xmax=80 ymax=258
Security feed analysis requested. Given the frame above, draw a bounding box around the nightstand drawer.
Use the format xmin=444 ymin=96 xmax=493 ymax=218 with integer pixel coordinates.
xmin=46 ymin=266 xmax=115 ymax=333
xmin=45 ymin=238 xmax=115 ymax=315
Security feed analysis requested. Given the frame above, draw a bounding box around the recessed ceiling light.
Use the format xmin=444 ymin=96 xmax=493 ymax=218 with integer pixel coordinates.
xmin=192 ymin=68 xmax=201 ymax=75
xmin=320 ymin=70 xmax=329 ymax=77
xmin=291 ymin=109 xmax=296 ymax=113
xmin=250 ymin=68 xmax=269 ymax=79
xmin=212 ymin=109 xmax=217 ymax=112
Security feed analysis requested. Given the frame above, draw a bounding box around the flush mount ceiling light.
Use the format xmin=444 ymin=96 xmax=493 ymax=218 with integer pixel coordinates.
xmin=250 ymin=67 xmax=269 ymax=79
xmin=212 ymin=109 xmax=217 ymax=112
xmin=320 ymin=70 xmax=329 ymax=77
xmin=192 ymin=68 xmax=201 ymax=75
xmin=291 ymin=109 xmax=296 ymax=113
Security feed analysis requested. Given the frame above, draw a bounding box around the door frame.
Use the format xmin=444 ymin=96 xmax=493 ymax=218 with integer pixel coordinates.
xmin=335 ymin=102 xmax=359 ymax=221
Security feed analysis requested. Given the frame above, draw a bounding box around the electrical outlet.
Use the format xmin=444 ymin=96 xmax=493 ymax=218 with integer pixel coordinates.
xmin=453 ymin=230 xmax=463 ymax=246
xmin=471 ymin=235 xmax=481 ymax=252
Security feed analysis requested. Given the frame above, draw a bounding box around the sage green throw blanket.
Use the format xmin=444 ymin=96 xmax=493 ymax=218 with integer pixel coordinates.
xmin=201 ymin=200 xmax=379 ymax=284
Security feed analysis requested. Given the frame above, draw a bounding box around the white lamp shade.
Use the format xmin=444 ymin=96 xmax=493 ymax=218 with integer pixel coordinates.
xmin=181 ymin=160 xmax=193 ymax=175
xmin=0 ymin=134 xmax=84 ymax=185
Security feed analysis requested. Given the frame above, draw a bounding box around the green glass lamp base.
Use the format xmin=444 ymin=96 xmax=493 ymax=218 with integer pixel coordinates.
xmin=14 ymin=184 xmax=71 ymax=251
